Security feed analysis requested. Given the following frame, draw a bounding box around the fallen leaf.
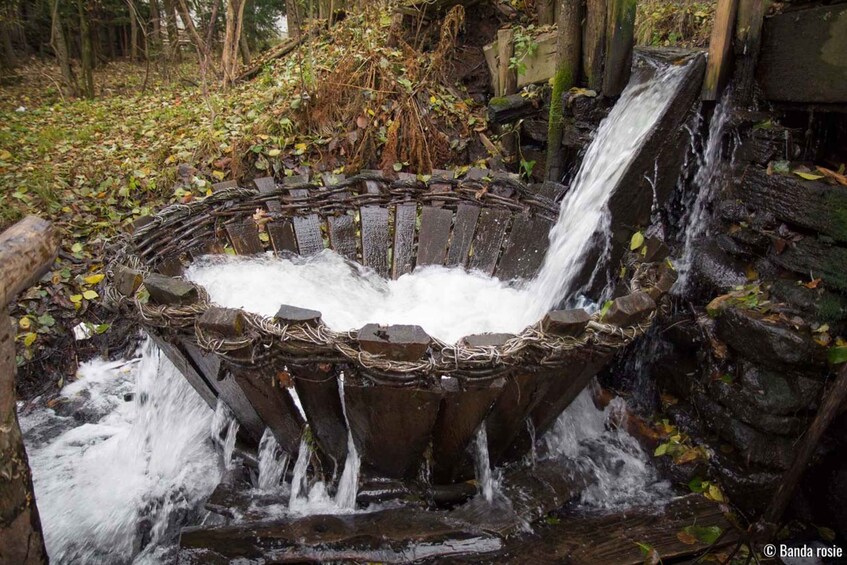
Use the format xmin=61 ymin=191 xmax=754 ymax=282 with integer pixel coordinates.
xmin=677 ymin=530 xmax=698 ymax=545
xmin=804 ymin=278 xmax=821 ymax=289
xmin=630 ymin=231 xmax=645 ymax=251
xmin=794 ymin=171 xmax=825 ymax=181
xmin=816 ymin=166 xmax=847 ymax=187
xmin=82 ymin=290 xmax=99 ymax=300
xmin=84 ymin=274 xmax=105 ymax=285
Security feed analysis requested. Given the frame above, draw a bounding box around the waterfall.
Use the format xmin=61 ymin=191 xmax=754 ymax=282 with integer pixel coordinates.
xmin=20 ymin=340 xmax=220 ymax=564
xmin=527 ymin=60 xmax=693 ymax=313
xmin=257 ymin=428 xmax=289 ymax=491
xmin=473 ymin=425 xmax=497 ymax=503
xmin=674 ymin=94 xmax=735 ymax=289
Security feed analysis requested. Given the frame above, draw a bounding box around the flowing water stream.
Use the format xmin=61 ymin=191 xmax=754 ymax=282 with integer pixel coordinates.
xmin=21 ymin=59 xmax=697 ymax=562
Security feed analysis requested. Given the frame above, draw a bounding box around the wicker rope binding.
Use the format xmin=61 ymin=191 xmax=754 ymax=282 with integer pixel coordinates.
xmin=106 ymin=171 xmax=664 ymax=387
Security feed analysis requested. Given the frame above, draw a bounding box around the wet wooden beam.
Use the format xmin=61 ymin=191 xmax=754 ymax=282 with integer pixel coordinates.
xmin=286 ymin=175 xmax=324 ymax=256
xmin=432 ymin=379 xmax=504 ymax=484
xmin=445 ymin=204 xmax=481 ymax=268
xmin=143 ymin=274 xmax=198 ymax=306
xmin=290 ymin=364 xmax=349 ymax=471
xmin=732 ymin=0 xmax=765 ymax=106
xmin=392 ymin=202 xmax=417 ymax=278
xmin=147 ymin=330 xmax=218 ymax=408
xmin=757 ymin=3 xmax=847 ymax=104
xmin=360 ymin=172 xmax=391 ymax=278
xmin=468 ymin=209 xmax=510 ymax=275
xmin=231 ymin=367 xmax=305 ymax=455
xmin=495 ymin=213 xmax=552 ymax=280
xmin=358 ymin=324 xmax=431 ymax=362
xmin=702 ymin=0 xmax=739 ymax=101
xmin=485 ymin=372 xmax=551 ymax=464
xmin=604 ymin=291 xmax=656 ymax=326
xmin=179 ymin=507 xmax=502 ymax=563
xmin=602 ymin=0 xmax=636 ymax=97
xmin=542 ymin=308 xmax=591 ymax=336
xmin=225 ymin=219 xmax=263 ymax=255
xmin=583 ymin=0 xmax=607 ymax=91
xmin=344 ymin=384 xmax=442 ymax=479
xmin=416 ymin=207 xmax=453 ymax=267
xmin=496 ymin=28 xmax=517 ymax=98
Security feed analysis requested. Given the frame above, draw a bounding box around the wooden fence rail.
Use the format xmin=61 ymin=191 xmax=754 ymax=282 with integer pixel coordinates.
xmin=1 ymin=216 xmax=57 ymax=564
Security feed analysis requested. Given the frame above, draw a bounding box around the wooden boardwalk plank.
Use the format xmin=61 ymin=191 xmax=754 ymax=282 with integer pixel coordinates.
xmin=445 ymin=204 xmax=481 ymax=268
xmin=416 ymin=207 xmax=453 ymax=267
xmin=468 ymin=209 xmax=510 ymax=275
xmin=495 ymin=214 xmax=552 ymax=280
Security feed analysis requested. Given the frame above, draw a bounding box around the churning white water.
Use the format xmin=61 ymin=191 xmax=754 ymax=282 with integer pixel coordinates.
xmin=19 ymin=340 xmax=220 ymax=564
xmin=187 ymin=251 xmax=540 ymax=343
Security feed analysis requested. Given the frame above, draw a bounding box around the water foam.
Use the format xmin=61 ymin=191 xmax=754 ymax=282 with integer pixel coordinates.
xmin=20 ymin=340 xmax=220 ymax=564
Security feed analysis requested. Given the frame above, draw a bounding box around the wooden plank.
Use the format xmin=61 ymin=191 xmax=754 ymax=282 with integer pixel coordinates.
xmin=445 ymin=204 xmax=481 ymax=268
xmin=266 ymin=219 xmax=298 ymax=255
xmin=733 ymin=0 xmax=765 ymax=106
xmin=344 ymin=384 xmax=442 ymax=479
xmin=484 ymin=371 xmax=551 ymax=464
xmin=358 ymin=172 xmax=391 ymax=278
xmin=253 ymin=176 xmax=281 ymax=213
xmin=603 ymin=0 xmax=637 ymax=97
xmin=225 ymin=219 xmax=264 ymax=255
xmin=231 ymin=368 xmax=304 ymax=455
xmin=147 ymin=330 xmax=218 ymax=408
xmin=290 ymin=364 xmax=349 ymax=472
xmin=467 ymin=208 xmax=510 ymax=275
xmin=583 ymin=0 xmax=607 ymax=91
xmin=415 ymin=207 xmax=453 ymax=267
xmin=360 ymin=206 xmax=390 ymax=277
xmin=702 ymin=0 xmax=739 ymax=101
xmin=495 ymin=213 xmax=552 ymax=280
xmin=327 ymin=215 xmax=357 ymax=261
xmin=756 ymin=3 xmax=847 ymax=104
xmin=285 ymin=175 xmax=325 ymax=256
xmin=392 ymin=203 xmax=418 ymax=279
xmin=497 ymin=27 xmax=517 ymax=98
xmin=212 ymin=180 xmax=239 ymax=191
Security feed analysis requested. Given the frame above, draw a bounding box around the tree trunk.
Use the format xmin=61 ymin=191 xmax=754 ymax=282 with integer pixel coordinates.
xmin=239 ymin=29 xmax=251 ymax=65
xmin=0 ymin=24 xmax=17 ymax=69
xmin=583 ymin=0 xmax=606 ymax=91
xmin=287 ymin=0 xmax=301 ymax=38
xmin=602 ymin=0 xmax=637 ymax=97
xmin=162 ymin=0 xmax=181 ymax=61
xmin=130 ymin=3 xmax=138 ymax=61
xmin=537 ymin=0 xmax=555 ymax=25
xmin=50 ymin=0 xmax=77 ymax=97
xmin=545 ymin=0 xmax=581 ymax=181
xmin=221 ymin=0 xmax=248 ymax=86
xmin=0 ymin=216 xmax=57 ymax=565
xmin=78 ymin=0 xmax=95 ymax=98
xmin=149 ymin=0 xmax=162 ymax=48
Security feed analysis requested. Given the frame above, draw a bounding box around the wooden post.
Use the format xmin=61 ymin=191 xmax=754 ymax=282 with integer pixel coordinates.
xmin=732 ymin=0 xmax=765 ymax=106
xmin=545 ymin=0 xmax=582 ymax=181
xmin=583 ymin=0 xmax=607 ymax=92
xmin=702 ymin=0 xmax=739 ymax=101
xmin=496 ymin=27 xmax=518 ymax=159
xmin=602 ymin=0 xmax=636 ymax=97
xmin=0 ymin=216 xmax=56 ymax=565
xmin=537 ymin=0 xmax=555 ymax=25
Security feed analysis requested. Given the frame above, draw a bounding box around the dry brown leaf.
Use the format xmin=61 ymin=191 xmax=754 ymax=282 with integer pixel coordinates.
xmin=804 ymin=278 xmax=822 ymax=289
xmin=816 ymin=166 xmax=847 ymax=187
xmin=677 ymin=530 xmax=698 ymax=545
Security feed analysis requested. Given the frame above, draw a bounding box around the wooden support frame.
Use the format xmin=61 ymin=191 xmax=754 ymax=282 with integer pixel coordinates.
xmin=702 ymin=0 xmax=739 ymax=101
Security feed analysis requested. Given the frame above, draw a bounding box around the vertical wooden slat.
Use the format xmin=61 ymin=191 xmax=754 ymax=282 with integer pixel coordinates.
xmin=445 ymin=204 xmax=481 ymax=268
xmin=255 ymin=175 xmax=298 ymax=255
xmin=392 ymin=203 xmax=417 ymax=279
xmin=231 ymin=367 xmax=305 ymax=455
xmin=485 ymin=371 xmax=552 ymax=464
xmin=602 ymin=0 xmax=637 ymax=97
xmin=468 ymin=208 xmax=510 ymax=275
xmin=290 ymin=364 xmax=350 ymax=472
xmin=285 ymin=175 xmax=325 ymax=256
xmin=225 ymin=218 xmax=264 ymax=255
xmin=415 ymin=207 xmax=453 ymax=267
xmin=497 ymin=28 xmax=517 ymax=98
xmin=583 ymin=0 xmax=607 ymax=91
xmin=359 ymin=171 xmax=390 ymax=277
xmin=702 ymin=0 xmax=739 ymax=101
xmin=495 ymin=214 xmax=552 ymax=280
xmin=147 ymin=330 xmax=218 ymax=408
xmin=253 ymin=176 xmax=280 ymax=213
xmin=732 ymin=0 xmax=765 ymax=106
xmin=324 ymin=173 xmax=358 ymax=261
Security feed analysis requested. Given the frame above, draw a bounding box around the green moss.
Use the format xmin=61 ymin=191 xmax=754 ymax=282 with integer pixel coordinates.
xmin=816 ymin=293 xmax=847 ymax=323
xmin=489 ymin=96 xmax=510 ymax=108
xmin=825 ymin=189 xmax=847 ymax=243
xmin=545 ymin=66 xmax=575 ymax=177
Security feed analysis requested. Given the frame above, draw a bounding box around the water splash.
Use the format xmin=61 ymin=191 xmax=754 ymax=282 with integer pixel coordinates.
xmin=20 ymin=340 xmax=220 ymax=563
xmin=674 ymin=93 xmax=735 ymax=289
xmin=257 ymin=428 xmax=289 ymax=491
xmin=473 ymin=425 xmax=498 ymax=503
xmin=543 ymin=389 xmax=670 ymax=510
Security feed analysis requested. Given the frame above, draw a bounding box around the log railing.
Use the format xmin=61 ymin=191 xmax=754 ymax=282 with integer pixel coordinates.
xmin=0 ymin=216 xmax=57 ymax=564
